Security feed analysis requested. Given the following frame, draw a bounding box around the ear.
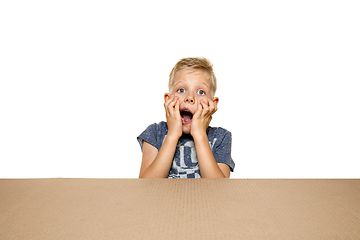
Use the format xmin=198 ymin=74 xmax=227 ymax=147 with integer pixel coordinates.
xmin=212 ymin=97 xmax=219 ymax=106
xmin=164 ymin=93 xmax=170 ymax=103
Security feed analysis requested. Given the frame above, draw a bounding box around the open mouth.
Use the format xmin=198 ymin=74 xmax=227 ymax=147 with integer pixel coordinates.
xmin=180 ymin=109 xmax=193 ymax=124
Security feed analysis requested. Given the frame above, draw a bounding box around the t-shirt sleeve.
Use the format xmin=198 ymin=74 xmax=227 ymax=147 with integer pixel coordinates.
xmin=212 ymin=131 xmax=235 ymax=172
xmin=137 ymin=123 xmax=163 ymax=151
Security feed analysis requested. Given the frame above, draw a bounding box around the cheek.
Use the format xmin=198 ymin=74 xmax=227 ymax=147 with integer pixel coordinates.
xmin=196 ymin=95 xmax=209 ymax=102
xmin=173 ymin=93 xmax=184 ymax=101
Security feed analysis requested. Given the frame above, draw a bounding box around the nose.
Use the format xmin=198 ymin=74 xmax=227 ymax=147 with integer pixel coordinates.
xmin=185 ymin=96 xmax=195 ymax=104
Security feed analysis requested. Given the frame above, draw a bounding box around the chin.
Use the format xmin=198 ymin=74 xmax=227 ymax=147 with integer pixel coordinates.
xmin=182 ymin=125 xmax=191 ymax=135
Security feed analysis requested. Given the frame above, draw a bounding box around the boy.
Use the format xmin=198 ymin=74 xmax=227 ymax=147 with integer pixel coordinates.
xmin=137 ymin=57 xmax=235 ymax=178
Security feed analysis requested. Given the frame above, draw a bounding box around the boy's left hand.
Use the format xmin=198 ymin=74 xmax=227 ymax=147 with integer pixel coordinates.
xmin=190 ymin=99 xmax=218 ymax=138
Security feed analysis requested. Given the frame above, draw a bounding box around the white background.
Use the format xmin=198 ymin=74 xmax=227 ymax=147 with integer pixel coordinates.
xmin=1 ymin=0 xmax=359 ymax=178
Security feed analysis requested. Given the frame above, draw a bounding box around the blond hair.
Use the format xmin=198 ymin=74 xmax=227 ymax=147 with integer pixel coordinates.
xmin=169 ymin=57 xmax=217 ymax=96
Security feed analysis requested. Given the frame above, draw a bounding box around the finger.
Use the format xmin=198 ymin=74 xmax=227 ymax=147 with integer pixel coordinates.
xmin=169 ymin=96 xmax=179 ymax=116
xmin=201 ymin=99 xmax=209 ymax=116
xmin=174 ymin=97 xmax=180 ymax=112
xmin=208 ymin=100 xmax=217 ymax=115
xmin=164 ymin=94 xmax=175 ymax=113
xmin=170 ymin=95 xmax=178 ymax=108
xmin=193 ymin=100 xmax=202 ymax=118
xmin=164 ymin=94 xmax=171 ymax=110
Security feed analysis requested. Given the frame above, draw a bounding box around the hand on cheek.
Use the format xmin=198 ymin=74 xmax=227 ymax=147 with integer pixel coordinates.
xmin=190 ymin=98 xmax=218 ymax=137
xmin=164 ymin=93 xmax=182 ymax=139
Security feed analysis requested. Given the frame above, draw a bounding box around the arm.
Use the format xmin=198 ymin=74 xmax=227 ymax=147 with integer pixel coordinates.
xmin=139 ymin=94 xmax=182 ymax=178
xmin=139 ymin=135 xmax=179 ymax=178
xmin=193 ymin=133 xmax=230 ymax=178
xmin=191 ymin=98 xmax=230 ymax=178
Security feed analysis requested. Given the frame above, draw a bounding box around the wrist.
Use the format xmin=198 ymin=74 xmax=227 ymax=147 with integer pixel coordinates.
xmin=191 ymin=130 xmax=207 ymax=142
xmin=166 ymin=132 xmax=181 ymax=142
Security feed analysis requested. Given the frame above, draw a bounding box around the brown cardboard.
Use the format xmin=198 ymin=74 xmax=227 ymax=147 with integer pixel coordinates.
xmin=1 ymin=179 xmax=359 ymax=239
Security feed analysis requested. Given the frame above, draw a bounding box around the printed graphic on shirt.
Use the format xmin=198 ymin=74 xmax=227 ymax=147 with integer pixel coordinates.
xmin=168 ymin=136 xmax=218 ymax=178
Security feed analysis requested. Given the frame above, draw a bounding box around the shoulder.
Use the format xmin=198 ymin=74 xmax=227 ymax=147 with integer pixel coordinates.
xmin=207 ymin=126 xmax=232 ymax=139
xmin=144 ymin=121 xmax=168 ymax=133
xmin=207 ymin=126 xmax=232 ymax=149
xmin=137 ymin=121 xmax=168 ymax=151
xmin=139 ymin=121 xmax=168 ymax=134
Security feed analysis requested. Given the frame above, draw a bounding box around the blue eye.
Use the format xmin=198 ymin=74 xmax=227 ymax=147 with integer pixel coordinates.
xmin=177 ymin=88 xmax=185 ymax=93
xmin=197 ymin=90 xmax=206 ymax=95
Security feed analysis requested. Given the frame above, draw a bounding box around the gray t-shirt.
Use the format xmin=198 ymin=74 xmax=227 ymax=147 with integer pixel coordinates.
xmin=137 ymin=121 xmax=235 ymax=178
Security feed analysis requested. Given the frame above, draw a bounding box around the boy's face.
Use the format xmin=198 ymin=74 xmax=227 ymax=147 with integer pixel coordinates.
xmin=166 ymin=69 xmax=218 ymax=134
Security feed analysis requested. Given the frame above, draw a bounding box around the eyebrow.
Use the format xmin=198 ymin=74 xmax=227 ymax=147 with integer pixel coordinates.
xmin=173 ymin=81 xmax=210 ymax=89
xmin=200 ymin=82 xmax=210 ymax=89
xmin=173 ymin=81 xmax=183 ymax=87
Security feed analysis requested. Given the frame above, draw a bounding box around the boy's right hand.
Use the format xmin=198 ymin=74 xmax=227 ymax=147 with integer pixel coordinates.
xmin=164 ymin=93 xmax=182 ymax=139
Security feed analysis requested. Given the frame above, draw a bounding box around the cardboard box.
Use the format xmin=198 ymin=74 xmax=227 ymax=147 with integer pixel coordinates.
xmin=1 ymin=179 xmax=359 ymax=239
